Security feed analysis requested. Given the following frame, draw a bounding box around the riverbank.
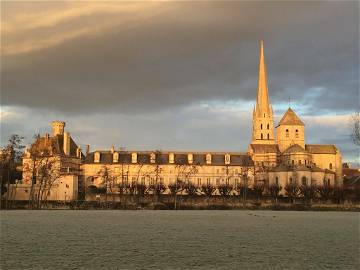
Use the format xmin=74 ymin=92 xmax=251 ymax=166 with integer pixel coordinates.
xmin=2 ymin=198 xmax=360 ymax=211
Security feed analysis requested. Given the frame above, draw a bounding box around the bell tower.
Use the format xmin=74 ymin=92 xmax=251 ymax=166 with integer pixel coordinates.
xmin=251 ymin=41 xmax=275 ymax=144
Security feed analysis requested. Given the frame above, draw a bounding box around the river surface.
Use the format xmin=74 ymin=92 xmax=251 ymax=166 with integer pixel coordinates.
xmin=1 ymin=210 xmax=359 ymax=270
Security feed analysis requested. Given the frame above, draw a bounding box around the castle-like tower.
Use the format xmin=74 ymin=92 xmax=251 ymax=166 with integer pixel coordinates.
xmin=251 ymin=41 xmax=275 ymax=144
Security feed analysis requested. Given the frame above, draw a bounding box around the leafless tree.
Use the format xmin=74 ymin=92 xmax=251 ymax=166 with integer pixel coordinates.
xmin=284 ymin=183 xmax=300 ymax=204
xmin=218 ymin=183 xmax=233 ymax=203
xmin=96 ymin=166 xmax=119 ymax=206
xmin=299 ymin=184 xmax=317 ymax=205
xmin=351 ymin=111 xmax=360 ymax=146
xmin=317 ymin=184 xmax=334 ymax=203
xmin=200 ymin=183 xmax=216 ymax=207
xmin=333 ymin=186 xmax=345 ymax=204
xmin=173 ymin=155 xmax=199 ymax=209
xmin=252 ymin=182 xmax=265 ymax=203
xmin=168 ymin=180 xmax=184 ymax=209
xmin=268 ymin=183 xmax=282 ymax=204
xmin=0 ymin=134 xmax=25 ymax=209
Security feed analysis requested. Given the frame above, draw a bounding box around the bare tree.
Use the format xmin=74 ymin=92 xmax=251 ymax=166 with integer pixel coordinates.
xmin=0 ymin=134 xmax=25 ymax=209
xmin=168 ymin=180 xmax=184 ymax=209
xmin=173 ymin=155 xmax=199 ymax=209
xmin=299 ymin=184 xmax=317 ymax=205
xmin=284 ymin=183 xmax=300 ymax=204
xmin=351 ymin=111 xmax=360 ymax=146
xmin=317 ymin=184 xmax=334 ymax=203
xmin=200 ymin=183 xmax=216 ymax=207
xmin=268 ymin=183 xmax=282 ymax=204
xmin=218 ymin=183 xmax=233 ymax=203
xmin=252 ymin=182 xmax=265 ymax=203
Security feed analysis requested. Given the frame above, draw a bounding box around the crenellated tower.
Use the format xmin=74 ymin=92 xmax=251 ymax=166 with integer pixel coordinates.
xmin=251 ymin=41 xmax=275 ymax=144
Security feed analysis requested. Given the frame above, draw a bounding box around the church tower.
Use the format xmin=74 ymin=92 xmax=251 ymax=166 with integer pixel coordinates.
xmin=251 ymin=41 xmax=275 ymax=144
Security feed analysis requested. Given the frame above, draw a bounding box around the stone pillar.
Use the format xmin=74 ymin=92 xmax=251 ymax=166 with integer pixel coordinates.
xmin=63 ymin=132 xmax=70 ymax=156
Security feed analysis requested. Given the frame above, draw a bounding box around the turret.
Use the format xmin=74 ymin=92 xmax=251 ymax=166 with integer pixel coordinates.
xmin=52 ymin=121 xmax=65 ymax=136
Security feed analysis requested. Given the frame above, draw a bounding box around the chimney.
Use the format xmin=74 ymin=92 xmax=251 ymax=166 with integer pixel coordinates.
xmin=52 ymin=121 xmax=65 ymax=136
xmin=111 ymin=145 xmax=115 ymax=154
xmin=44 ymin=133 xmax=50 ymax=144
xmin=63 ymin=132 xmax=71 ymax=156
xmin=86 ymin=145 xmax=90 ymax=156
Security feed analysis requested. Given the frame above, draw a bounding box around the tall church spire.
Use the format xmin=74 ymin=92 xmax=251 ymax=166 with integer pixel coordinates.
xmin=256 ymin=40 xmax=271 ymax=116
xmin=251 ymin=41 xmax=275 ymax=144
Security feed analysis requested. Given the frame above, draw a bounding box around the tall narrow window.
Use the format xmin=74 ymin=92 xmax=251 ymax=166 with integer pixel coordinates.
xmin=261 ymin=133 xmax=263 ymax=140
xmin=329 ymin=163 xmax=333 ymax=169
xmin=261 ymin=124 xmax=263 ymax=130
xmin=286 ymin=129 xmax=289 ymax=138
xmin=267 ymin=133 xmax=269 ymax=140
xmin=295 ymin=129 xmax=299 ymax=138
xmin=301 ymin=176 xmax=307 ymax=186
xmin=267 ymin=124 xmax=269 ymax=129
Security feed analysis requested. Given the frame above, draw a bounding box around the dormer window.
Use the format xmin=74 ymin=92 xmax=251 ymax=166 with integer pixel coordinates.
xmin=150 ymin=152 xmax=156 ymax=163
xmin=94 ymin=152 xmax=100 ymax=163
xmin=169 ymin=153 xmax=174 ymax=164
xmin=206 ymin=154 xmax=211 ymax=164
xmin=225 ymin=154 xmax=230 ymax=165
xmin=188 ymin=153 xmax=193 ymax=164
xmin=113 ymin=152 xmax=119 ymax=163
xmin=286 ymin=129 xmax=289 ymax=138
xmin=131 ymin=152 xmax=137 ymax=163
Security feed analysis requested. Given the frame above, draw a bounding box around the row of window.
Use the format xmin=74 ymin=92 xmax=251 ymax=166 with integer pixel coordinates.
xmin=285 ymin=129 xmax=299 ymax=138
xmin=260 ymin=124 xmax=270 ymax=130
xmin=260 ymin=133 xmax=270 ymax=140
xmin=275 ymin=176 xmax=332 ymax=186
xmin=94 ymin=152 xmax=233 ymax=165
xmin=288 ymin=160 xmax=333 ymax=170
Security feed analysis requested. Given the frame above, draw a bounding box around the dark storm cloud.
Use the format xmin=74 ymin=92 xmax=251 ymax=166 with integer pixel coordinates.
xmin=1 ymin=1 xmax=358 ymax=115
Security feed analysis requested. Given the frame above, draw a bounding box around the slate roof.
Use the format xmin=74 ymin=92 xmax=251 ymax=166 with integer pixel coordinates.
xmin=283 ymin=144 xmax=307 ymax=154
xmin=84 ymin=151 xmax=254 ymax=166
xmin=30 ymin=134 xmax=80 ymax=157
xmin=305 ymin=144 xmax=337 ymax=154
xmin=249 ymin=144 xmax=280 ymax=154
xmin=277 ymin=108 xmax=304 ymax=126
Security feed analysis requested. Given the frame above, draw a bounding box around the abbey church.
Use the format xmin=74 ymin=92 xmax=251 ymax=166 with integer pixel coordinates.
xmin=8 ymin=42 xmax=342 ymax=201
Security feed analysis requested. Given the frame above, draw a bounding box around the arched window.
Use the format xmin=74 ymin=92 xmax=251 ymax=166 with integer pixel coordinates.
xmin=299 ymin=160 xmax=302 ymax=165
xmin=261 ymin=133 xmax=263 ymax=139
xmin=329 ymin=163 xmax=333 ymax=169
xmin=267 ymin=124 xmax=269 ymax=129
xmin=267 ymin=133 xmax=270 ymax=140
xmin=289 ymin=177 xmax=293 ymax=184
xmin=295 ymin=129 xmax=299 ymax=138
xmin=275 ymin=177 xmax=279 ymax=185
xmin=301 ymin=176 xmax=307 ymax=186
xmin=286 ymin=129 xmax=289 ymax=138
xmin=261 ymin=124 xmax=263 ymax=130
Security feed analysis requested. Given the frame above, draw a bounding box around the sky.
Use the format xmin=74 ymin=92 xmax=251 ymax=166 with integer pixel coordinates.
xmin=1 ymin=1 xmax=359 ymax=164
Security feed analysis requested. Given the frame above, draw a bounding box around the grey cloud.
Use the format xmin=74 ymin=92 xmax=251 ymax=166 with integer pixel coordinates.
xmin=1 ymin=1 xmax=358 ymax=115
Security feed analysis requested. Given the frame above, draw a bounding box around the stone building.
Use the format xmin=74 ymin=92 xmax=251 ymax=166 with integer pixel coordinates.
xmin=5 ymin=41 xmax=343 ymax=202
xmin=7 ymin=121 xmax=83 ymax=203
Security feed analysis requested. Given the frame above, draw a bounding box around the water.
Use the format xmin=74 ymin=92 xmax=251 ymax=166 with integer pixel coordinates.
xmin=1 ymin=210 xmax=359 ymax=270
